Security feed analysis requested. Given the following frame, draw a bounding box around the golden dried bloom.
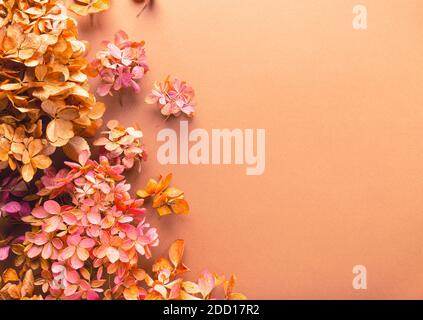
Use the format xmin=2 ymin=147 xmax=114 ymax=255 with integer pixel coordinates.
xmin=0 ymin=0 xmax=105 ymax=181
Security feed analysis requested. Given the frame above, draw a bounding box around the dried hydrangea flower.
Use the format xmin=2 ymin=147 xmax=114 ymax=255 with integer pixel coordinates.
xmin=91 ymin=30 xmax=149 ymax=98
xmin=0 ymin=0 xmax=106 ymax=181
xmin=94 ymin=120 xmax=147 ymax=171
xmin=145 ymin=76 xmax=196 ymax=118
xmin=142 ymin=240 xmax=246 ymax=300
xmin=69 ymin=0 xmax=110 ymax=26
xmin=0 ymin=268 xmax=42 ymax=300
xmin=21 ymin=150 xmax=159 ymax=300
xmin=137 ymin=174 xmax=190 ymax=216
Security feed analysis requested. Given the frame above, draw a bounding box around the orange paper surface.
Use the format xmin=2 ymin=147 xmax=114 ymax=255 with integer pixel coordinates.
xmin=79 ymin=0 xmax=423 ymax=299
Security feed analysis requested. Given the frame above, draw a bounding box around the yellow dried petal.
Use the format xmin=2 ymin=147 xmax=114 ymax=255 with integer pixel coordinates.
xmin=88 ymin=101 xmax=106 ymax=120
xmin=31 ymin=155 xmax=52 ymax=170
xmin=123 ymin=285 xmax=139 ymax=301
xmin=2 ymin=269 xmax=19 ymax=283
xmin=35 ymin=65 xmax=48 ymax=81
xmin=169 ymin=239 xmax=185 ymax=269
xmin=170 ymin=199 xmax=190 ymax=215
xmin=21 ymin=270 xmax=34 ymax=298
xmin=164 ymin=187 xmax=184 ymax=198
xmin=21 ymin=163 xmax=35 ymax=182
xmin=157 ymin=205 xmax=172 ymax=217
xmin=46 ymin=119 xmax=74 ymax=145
xmin=136 ymin=190 xmax=151 ymax=199
xmin=28 ymin=139 xmax=43 ymax=157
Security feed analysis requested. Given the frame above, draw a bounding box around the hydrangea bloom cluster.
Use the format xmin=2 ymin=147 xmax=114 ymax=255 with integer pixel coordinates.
xmin=0 ymin=0 xmax=105 ymax=181
xmin=94 ymin=120 xmax=147 ymax=171
xmin=91 ymin=30 xmax=149 ymax=97
xmin=20 ymin=150 xmax=158 ymax=299
xmin=145 ymin=76 xmax=196 ymax=118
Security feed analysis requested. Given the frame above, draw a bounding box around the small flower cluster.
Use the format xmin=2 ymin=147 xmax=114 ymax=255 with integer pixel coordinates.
xmin=94 ymin=120 xmax=147 ymax=171
xmin=69 ymin=0 xmax=110 ymax=17
xmin=91 ymin=30 xmax=149 ymax=97
xmin=143 ymin=240 xmax=246 ymax=300
xmin=145 ymin=76 xmax=196 ymax=118
xmin=0 ymin=0 xmax=105 ymax=182
xmin=137 ymin=174 xmax=189 ymax=216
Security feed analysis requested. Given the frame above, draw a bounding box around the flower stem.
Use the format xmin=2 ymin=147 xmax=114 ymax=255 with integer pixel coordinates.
xmin=119 ymin=91 xmax=124 ymax=107
xmin=90 ymin=14 xmax=94 ymax=27
xmin=137 ymin=2 xmax=148 ymax=18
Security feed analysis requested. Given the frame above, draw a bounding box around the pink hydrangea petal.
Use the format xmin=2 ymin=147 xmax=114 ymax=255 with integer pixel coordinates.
xmin=43 ymin=215 xmax=61 ymax=233
xmin=79 ymin=150 xmax=90 ymax=166
xmin=70 ymin=254 xmax=84 ymax=269
xmin=41 ymin=242 xmax=53 ymax=260
xmin=80 ymin=238 xmax=96 ymax=249
xmin=0 ymin=246 xmax=10 ymax=261
xmin=32 ymin=206 xmax=49 ymax=219
xmin=114 ymin=30 xmax=129 ymax=47
xmin=87 ymin=210 xmax=101 ymax=225
xmin=66 ymin=269 xmax=80 ymax=284
xmin=52 ymin=238 xmax=64 ymax=250
xmin=121 ymin=57 xmax=132 ymax=67
xmin=51 ymin=262 xmax=66 ymax=274
xmin=198 ymin=271 xmax=215 ymax=298
xmin=106 ymin=247 xmax=120 ymax=263
xmin=27 ymin=245 xmax=43 ymax=258
xmin=118 ymin=249 xmax=129 ymax=263
xmin=64 ymin=284 xmax=78 ymax=297
xmin=67 ymin=234 xmax=81 ymax=246
xmin=44 ymin=200 xmax=61 ymax=215
xmin=131 ymin=80 xmax=141 ymax=94
xmin=113 ymin=77 xmax=123 ymax=91
xmin=107 ymin=43 xmax=122 ymax=60
xmin=93 ymin=245 xmax=107 ymax=259
xmin=63 ymin=212 xmax=77 ymax=225
xmin=181 ymin=105 xmax=195 ymax=115
xmin=34 ymin=232 xmax=49 ymax=246
xmin=87 ymin=291 xmax=100 ymax=300
xmin=59 ymin=246 xmax=76 ymax=260
xmin=135 ymin=243 xmax=145 ymax=256
xmin=77 ymin=247 xmax=90 ymax=261
xmin=97 ymin=83 xmax=113 ymax=97
xmin=131 ymin=66 xmax=144 ymax=79
xmin=2 ymin=201 xmax=21 ymax=214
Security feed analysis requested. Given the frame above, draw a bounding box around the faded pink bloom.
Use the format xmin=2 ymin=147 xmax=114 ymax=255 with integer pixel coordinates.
xmin=94 ymin=120 xmax=147 ymax=171
xmin=0 ymin=240 xmax=10 ymax=261
xmin=21 ymin=133 xmax=159 ymax=300
xmin=59 ymin=234 xmax=96 ymax=269
xmin=92 ymin=30 xmax=149 ymax=97
xmin=146 ymin=76 xmax=196 ymax=118
xmin=26 ymin=231 xmax=64 ymax=260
